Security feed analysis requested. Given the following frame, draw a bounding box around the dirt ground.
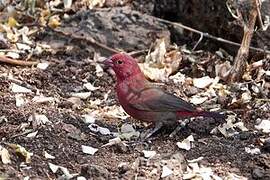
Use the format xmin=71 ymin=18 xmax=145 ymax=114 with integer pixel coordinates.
xmin=0 ymin=51 xmax=269 ymax=179
xmin=0 ymin=1 xmax=270 ymax=180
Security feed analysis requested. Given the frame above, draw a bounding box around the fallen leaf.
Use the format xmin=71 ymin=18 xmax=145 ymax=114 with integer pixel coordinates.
xmin=142 ymin=150 xmax=156 ymax=158
xmin=241 ymin=91 xmax=252 ymax=103
xmin=95 ymin=63 xmax=104 ymax=77
xmin=6 ymin=51 xmax=20 ymax=59
xmin=48 ymin=15 xmax=61 ymax=29
xmin=83 ymin=82 xmax=100 ymax=91
xmin=16 ymin=43 xmax=31 ymax=50
xmin=0 ymin=146 xmax=11 ymax=164
xmin=63 ymin=0 xmax=73 ymax=9
xmin=48 ymin=163 xmax=59 ymax=173
xmin=32 ymin=96 xmax=56 ymax=103
xmin=88 ymin=0 xmax=106 ymax=9
xmin=245 ymin=147 xmax=261 ymax=155
xmin=81 ymin=145 xmax=98 ymax=155
xmin=10 ymin=83 xmax=32 ymax=93
xmin=8 ymin=17 xmax=19 ymax=27
xmin=71 ymin=92 xmax=91 ymax=99
xmin=193 ymin=76 xmax=214 ymax=89
xmin=102 ymin=137 xmax=122 ymax=147
xmin=82 ymin=114 xmax=96 ymax=124
xmin=26 ymin=131 xmax=38 ymax=138
xmin=9 ymin=144 xmax=33 ymax=163
xmin=44 ymin=151 xmax=55 ymax=159
xmin=189 ymin=95 xmax=208 ymax=105
xmin=255 ymin=119 xmax=270 ymax=133
xmin=28 ymin=114 xmax=52 ymax=126
xmin=15 ymin=94 xmax=26 ymax=107
xmin=161 ymin=165 xmax=173 ymax=178
xmin=66 ymin=97 xmax=83 ymax=108
xmin=177 ymin=135 xmax=194 ymax=150
xmin=88 ymin=124 xmax=111 ymax=135
xmin=37 ymin=62 xmax=50 ymax=70
xmin=146 ymin=38 xmax=166 ymax=66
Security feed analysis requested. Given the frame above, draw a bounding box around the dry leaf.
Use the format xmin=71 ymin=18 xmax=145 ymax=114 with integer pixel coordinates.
xmin=6 ymin=51 xmax=20 ymax=59
xmin=8 ymin=17 xmax=19 ymax=27
xmin=193 ymin=76 xmax=214 ymax=89
xmin=102 ymin=137 xmax=122 ymax=147
xmin=26 ymin=131 xmax=38 ymax=138
xmin=71 ymin=92 xmax=91 ymax=99
xmin=49 ymin=162 xmax=59 ymax=173
xmin=64 ymin=0 xmax=73 ymax=9
xmin=9 ymin=144 xmax=33 ymax=163
xmin=32 ymin=96 xmax=56 ymax=103
xmin=48 ymin=15 xmax=61 ymax=29
xmin=10 ymin=83 xmax=32 ymax=93
xmin=87 ymin=0 xmax=106 ymax=9
xmin=28 ymin=114 xmax=52 ymax=126
xmin=15 ymin=94 xmax=26 ymax=107
xmin=44 ymin=151 xmax=55 ymax=159
xmin=37 ymin=62 xmax=50 ymax=70
xmin=142 ymin=150 xmax=156 ymax=158
xmin=161 ymin=166 xmax=173 ymax=178
xmin=83 ymin=82 xmax=100 ymax=91
xmin=81 ymin=145 xmax=98 ymax=155
xmin=176 ymin=135 xmax=194 ymax=150
xmin=0 ymin=146 xmax=11 ymax=164
xmin=255 ymin=119 xmax=270 ymax=133
xmin=82 ymin=114 xmax=96 ymax=124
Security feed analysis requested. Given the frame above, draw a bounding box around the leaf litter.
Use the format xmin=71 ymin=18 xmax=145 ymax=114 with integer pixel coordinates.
xmin=0 ymin=1 xmax=269 ymax=179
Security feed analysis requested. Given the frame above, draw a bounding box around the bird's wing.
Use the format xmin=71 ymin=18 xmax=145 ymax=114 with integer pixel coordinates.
xmin=127 ymin=87 xmax=195 ymax=112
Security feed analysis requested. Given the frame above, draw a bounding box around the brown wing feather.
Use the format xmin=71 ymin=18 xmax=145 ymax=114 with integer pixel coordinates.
xmin=128 ymin=87 xmax=195 ymax=112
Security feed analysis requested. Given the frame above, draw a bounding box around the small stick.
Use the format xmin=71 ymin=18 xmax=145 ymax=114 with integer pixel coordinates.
xmin=153 ymin=15 xmax=270 ymax=54
xmin=0 ymin=55 xmax=39 ymax=66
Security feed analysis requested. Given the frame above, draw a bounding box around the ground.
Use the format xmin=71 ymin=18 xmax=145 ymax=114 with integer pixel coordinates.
xmin=0 ymin=1 xmax=270 ymax=180
xmin=0 ymin=51 xmax=269 ymax=179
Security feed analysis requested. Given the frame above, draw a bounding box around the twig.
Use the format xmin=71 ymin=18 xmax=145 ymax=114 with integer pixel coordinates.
xmin=256 ymin=98 xmax=270 ymax=102
xmin=255 ymin=0 xmax=269 ymax=31
xmin=0 ymin=49 xmax=24 ymax=53
xmin=226 ymin=1 xmax=240 ymax=20
xmin=153 ymin=15 xmax=270 ymax=54
xmin=0 ymin=55 xmax=39 ymax=66
xmin=192 ymin=32 xmax=204 ymax=51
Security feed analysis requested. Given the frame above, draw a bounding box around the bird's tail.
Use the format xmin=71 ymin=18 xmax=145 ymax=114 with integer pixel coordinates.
xmin=177 ymin=111 xmax=226 ymax=119
xmin=198 ymin=111 xmax=226 ymax=119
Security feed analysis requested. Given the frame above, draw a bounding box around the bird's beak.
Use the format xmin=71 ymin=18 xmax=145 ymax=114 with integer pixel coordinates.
xmin=102 ymin=57 xmax=113 ymax=68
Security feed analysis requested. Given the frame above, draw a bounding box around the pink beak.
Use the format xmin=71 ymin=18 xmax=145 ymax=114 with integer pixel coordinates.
xmin=103 ymin=57 xmax=114 ymax=68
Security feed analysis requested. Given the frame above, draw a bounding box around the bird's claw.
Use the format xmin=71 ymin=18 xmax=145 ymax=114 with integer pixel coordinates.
xmin=169 ymin=118 xmax=191 ymax=138
xmin=140 ymin=121 xmax=163 ymax=141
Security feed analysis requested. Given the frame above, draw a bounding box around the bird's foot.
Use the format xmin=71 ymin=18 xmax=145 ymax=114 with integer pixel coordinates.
xmin=140 ymin=121 xmax=163 ymax=141
xmin=169 ymin=118 xmax=191 ymax=138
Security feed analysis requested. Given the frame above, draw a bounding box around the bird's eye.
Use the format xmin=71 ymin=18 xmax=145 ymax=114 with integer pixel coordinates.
xmin=116 ymin=60 xmax=123 ymax=64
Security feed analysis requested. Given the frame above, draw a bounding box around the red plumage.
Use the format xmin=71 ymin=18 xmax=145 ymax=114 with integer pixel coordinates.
xmin=104 ymin=53 xmax=225 ymax=138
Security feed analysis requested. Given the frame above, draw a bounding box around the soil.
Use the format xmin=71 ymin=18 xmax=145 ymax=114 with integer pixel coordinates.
xmin=0 ymin=2 xmax=270 ymax=180
xmin=0 ymin=51 xmax=269 ymax=179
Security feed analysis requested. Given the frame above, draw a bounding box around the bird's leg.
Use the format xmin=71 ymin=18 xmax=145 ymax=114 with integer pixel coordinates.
xmin=169 ymin=118 xmax=191 ymax=138
xmin=140 ymin=121 xmax=164 ymax=141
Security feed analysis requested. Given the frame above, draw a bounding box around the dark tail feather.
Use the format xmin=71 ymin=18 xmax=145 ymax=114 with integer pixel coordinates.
xmin=198 ymin=111 xmax=226 ymax=119
xmin=177 ymin=111 xmax=226 ymax=119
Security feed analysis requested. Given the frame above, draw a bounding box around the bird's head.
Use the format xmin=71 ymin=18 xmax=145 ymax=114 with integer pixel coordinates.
xmin=104 ymin=53 xmax=143 ymax=81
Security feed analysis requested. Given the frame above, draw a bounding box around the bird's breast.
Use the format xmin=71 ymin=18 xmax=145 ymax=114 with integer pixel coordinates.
xmin=116 ymin=81 xmax=156 ymax=122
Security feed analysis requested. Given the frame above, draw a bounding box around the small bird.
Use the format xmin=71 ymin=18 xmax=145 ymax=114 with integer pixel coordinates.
xmin=104 ymin=53 xmax=225 ymax=139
